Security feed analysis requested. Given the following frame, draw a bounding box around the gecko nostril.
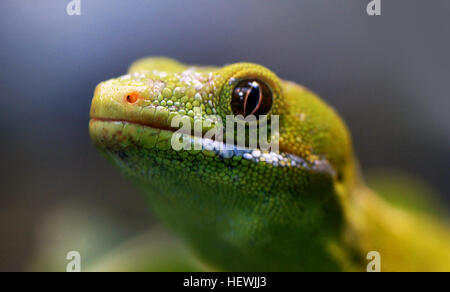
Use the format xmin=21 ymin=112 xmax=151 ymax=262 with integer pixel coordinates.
xmin=126 ymin=92 xmax=140 ymax=104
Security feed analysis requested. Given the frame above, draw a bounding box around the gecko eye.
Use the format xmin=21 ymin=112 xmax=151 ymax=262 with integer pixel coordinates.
xmin=231 ymin=79 xmax=273 ymax=118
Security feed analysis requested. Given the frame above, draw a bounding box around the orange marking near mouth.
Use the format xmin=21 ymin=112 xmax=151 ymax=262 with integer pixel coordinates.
xmin=126 ymin=91 xmax=140 ymax=104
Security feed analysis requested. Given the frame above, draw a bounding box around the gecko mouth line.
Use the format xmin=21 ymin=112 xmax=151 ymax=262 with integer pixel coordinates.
xmin=90 ymin=115 xmax=279 ymax=151
xmin=90 ymin=118 xmax=336 ymax=176
xmin=90 ymin=117 xmax=176 ymax=132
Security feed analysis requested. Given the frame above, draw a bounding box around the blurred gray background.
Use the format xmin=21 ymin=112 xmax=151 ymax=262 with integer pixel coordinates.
xmin=0 ymin=0 xmax=449 ymax=271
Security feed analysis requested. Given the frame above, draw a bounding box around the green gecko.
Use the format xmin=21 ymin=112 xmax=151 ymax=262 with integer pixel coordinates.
xmin=89 ymin=57 xmax=450 ymax=272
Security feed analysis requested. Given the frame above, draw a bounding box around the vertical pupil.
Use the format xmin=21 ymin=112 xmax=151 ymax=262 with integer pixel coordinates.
xmin=244 ymin=82 xmax=261 ymax=116
xmin=231 ymin=79 xmax=272 ymax=118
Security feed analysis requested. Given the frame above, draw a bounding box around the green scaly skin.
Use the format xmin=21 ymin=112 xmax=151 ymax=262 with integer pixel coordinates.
xmin=89 ymin=57 xmax=450 ymax=271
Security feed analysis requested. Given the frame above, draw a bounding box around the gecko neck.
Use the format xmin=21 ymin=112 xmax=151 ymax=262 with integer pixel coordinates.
xmin=344 ymin=181 xmax=450 ymax=272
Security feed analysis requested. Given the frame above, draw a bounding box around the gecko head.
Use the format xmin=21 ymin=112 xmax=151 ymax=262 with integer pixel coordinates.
xmin=89 ymin=58 xmax=357 ymax=271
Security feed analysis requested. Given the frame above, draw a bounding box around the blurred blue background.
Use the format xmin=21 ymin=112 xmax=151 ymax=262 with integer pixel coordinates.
xmin=0 ymin=0 xmax=449 ymax=271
